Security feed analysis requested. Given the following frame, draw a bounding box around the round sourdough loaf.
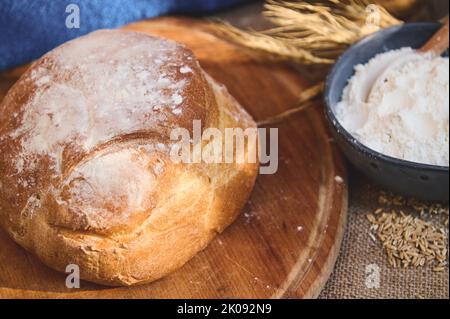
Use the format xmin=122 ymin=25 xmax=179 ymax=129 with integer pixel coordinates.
xmin=0 ymin=30 xmax=258 ymax=286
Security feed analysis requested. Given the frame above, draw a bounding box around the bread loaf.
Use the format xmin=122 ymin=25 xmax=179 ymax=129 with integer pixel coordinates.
xmin=0 ymin=30 xmax=258 ymax=286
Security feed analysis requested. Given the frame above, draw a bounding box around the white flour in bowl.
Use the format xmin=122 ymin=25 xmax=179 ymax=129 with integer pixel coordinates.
xmin=336 ymin=48 xmax=449 ymax=166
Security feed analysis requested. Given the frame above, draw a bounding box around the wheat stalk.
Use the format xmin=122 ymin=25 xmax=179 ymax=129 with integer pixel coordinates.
xmin=215 ymin=0 xmax=402 ymax=65
xmin=214 ymin=0 xmax=403 ymax=125
xmin=257 ymin=82 xmax=324 ymax=126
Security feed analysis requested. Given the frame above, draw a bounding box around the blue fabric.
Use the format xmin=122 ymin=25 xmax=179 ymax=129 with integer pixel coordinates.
xmin=0 ymin=0 xmax=251 ymax=71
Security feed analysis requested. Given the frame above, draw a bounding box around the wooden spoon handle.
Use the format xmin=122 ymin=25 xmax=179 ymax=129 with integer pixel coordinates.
xmin=418 ymin=16 xmax=449 ymax=56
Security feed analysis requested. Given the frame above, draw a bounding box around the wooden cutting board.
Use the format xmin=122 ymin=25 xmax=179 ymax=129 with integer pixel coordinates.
xmin=0 ymin=18 xmax=347 ymax=299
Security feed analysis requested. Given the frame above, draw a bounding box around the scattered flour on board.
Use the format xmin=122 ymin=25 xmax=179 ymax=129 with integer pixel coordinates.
xmin=334 ymin=176 xmax=344 ymax=183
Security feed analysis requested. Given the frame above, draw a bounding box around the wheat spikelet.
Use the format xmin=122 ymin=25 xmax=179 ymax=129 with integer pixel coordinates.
xmin=215 ymin=0 xmax=402 ymax=65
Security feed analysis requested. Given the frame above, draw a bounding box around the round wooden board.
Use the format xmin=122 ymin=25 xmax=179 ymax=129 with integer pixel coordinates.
xmin=0 ymin=18 xmax=347 ymax=299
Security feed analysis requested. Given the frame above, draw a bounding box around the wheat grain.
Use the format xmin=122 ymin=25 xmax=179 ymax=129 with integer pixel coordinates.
xmin=367 ymin=206 xmax=449 ymax=270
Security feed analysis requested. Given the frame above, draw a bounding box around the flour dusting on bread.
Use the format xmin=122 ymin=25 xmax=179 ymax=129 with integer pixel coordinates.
xmin=9 ymin=30 xmax=199 ymax=177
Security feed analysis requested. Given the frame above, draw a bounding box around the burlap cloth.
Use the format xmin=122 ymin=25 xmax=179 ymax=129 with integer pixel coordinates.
xmin=217 ymin=1 xmax=449 ymax=299
xmin=318 ymin=171 xmax=449 ymax=299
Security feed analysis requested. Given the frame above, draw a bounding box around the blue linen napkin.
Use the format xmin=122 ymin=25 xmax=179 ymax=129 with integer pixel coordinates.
xmin=0 ymin=0 xmax=252 ymax=71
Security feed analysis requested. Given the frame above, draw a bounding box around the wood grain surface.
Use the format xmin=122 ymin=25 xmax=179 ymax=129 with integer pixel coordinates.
xmin=0 ymin=18 xmax=348 ymax=299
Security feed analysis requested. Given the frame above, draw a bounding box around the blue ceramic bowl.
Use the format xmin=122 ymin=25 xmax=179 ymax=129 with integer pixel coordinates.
xmin=324 ymin=23 xmax=449 ymax=201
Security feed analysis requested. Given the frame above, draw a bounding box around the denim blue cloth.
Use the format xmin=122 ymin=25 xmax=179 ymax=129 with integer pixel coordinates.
xmin=0 ymin=0 xmax=251 ymax=71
